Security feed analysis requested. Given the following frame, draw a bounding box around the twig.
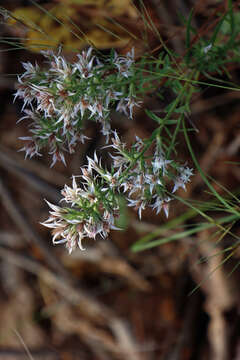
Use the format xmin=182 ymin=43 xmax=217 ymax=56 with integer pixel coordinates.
xmin=0 ymin=148 xmax=61 ymax=202
xmin=0 ymin=246 xmax=147 ymax=359
xmin=0 ymin=245 xmax=113 ymax=321
xmin=0 ymin=348 xmax=59 ymax=359
xmin=0 ymin=177 xmax=68 ymax=278
xmin=12 ymin=329 xmax=35 ymax=360
xmin=0 ymin=145 xmax=68 ymax=187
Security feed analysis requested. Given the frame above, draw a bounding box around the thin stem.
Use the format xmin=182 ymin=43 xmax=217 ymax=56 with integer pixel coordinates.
xmin=119 ymin=77 xmax=191 ymax=182
xmin=183 ymin=119 xmax=240 ymax=217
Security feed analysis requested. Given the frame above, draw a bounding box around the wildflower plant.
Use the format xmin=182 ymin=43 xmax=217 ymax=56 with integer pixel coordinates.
xmin=7 ymin=0 xmax=240 ymax=254
xmin=41 ymin=129 xmax=193 ymax=253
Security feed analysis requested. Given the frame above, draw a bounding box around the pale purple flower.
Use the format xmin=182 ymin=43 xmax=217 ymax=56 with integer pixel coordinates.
xmin=100 ymin=120 xmax=111 ymax=143
xmin=116 ymin=99 xmax=129 ymax=117
xmin=133 ymin=136 xmax=144 ymax=152
xmin=105 ymin=90 xmax=123 ymax=107
xmin=14 ymin=77 xmax=34 ymax=110
xmin=88 ymin=101 xmax=108 ymax=119
xmin=145 ymin=174 xmax=162 ymax=194
xmin=72 ymin=47 xmax=95 ymax=78
xmin=114 ymin=47 xmax=135 ymax=78
xmin=21 ymin=61 xmax=39 ymax=78
xmin=125 ymin=97 xmax=142 ymax=119
xmin=172 ymin=166 xmax=193 ymax=193
xmin=74 ymin=98 xmax=90 ymax=118
xmin=203 ymin=44 xmax=212 ymax=54
xmin=152 ymin=155 xmax=172 ymax=175
xmin=49 ymin=149 xmax=66 ymax=168
xmin=151 ymin=196 xmax=170 ymax=217
xmin=127 ymin=198 xmax=146 ymax=220
xmin=61 ymin=176 xmax=81 ymax=205
xmin=18 ymin=137 xmax=42 ymax=159
xmin=49 ymin=54 xmax=72 ymax=79
xmin=110 ymin=154 xmax=130 ymax=169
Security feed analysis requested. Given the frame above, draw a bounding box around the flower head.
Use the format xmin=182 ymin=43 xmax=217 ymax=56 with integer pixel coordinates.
xmin=15 ymin=47 xmax=141 ymax=166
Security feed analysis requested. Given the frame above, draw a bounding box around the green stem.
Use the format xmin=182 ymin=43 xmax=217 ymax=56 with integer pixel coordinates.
xmin=183 ymin=119 xmax=240 ymax=217
xmin=166 ymin=113 xmax=184 ymax=159
xmin=132 ymin=213 xmax=239 ymax=252
xmin=119 ymin=75 xmax=192 ymax=183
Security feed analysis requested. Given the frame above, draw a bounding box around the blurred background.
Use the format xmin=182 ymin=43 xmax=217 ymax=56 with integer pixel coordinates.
xmin=1 ymin=0 xmax=240 ymax=359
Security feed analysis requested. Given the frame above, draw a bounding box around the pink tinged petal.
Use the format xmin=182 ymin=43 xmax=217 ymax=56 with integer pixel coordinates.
xmin=18 ymin=136 xmax=33 ymax=141
xmin=53 ymin=238 xmax=67 ymax=245
xmin=78 ymin=236 xmax=86 ymax=251
xmin=163 ymin=203 xmax=170 ymax=218
xmin=50 ymin=149 xmax=66 ymax=168
xmin=72 ymin=176 xmax=78 ymax=191
xmin=86 ymin=46 xmax=93 ymax=58
xmin=151 ymin=198 xmax=162 ymax=215
xmin=79 ymin=99 xmax=89 ymax=118
xmin=52 ymin=230 xmax=63 ymax=242
xmin=110 ymin=224 xmax=122 ymax=231
xmin=116 ymin=99 xmax=128 ymax=117
xmin=65 ymin=232 xmax=77 ymax=254
xmin=40 ymin=221 xmax=57 ymax=229
xmin=126 ymin=47 xmax=135 ymax=60
xmin=67 ymin=219 xmax=81 ymax=225
xmin=138 ymin=206 xmax=142 ymax=220
xmin=172 ymin=179 xmax=186 ymax=193
xmin=94 ymin=151 xmax=99 ymax=164
xmin=44 ymin=199 xmax=61 ymax=212
xmin=18 ymin=139 xmax=42 ymax=159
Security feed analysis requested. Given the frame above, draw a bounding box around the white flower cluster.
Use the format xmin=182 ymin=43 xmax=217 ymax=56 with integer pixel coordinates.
xmin=109 ymin=132 xmax=193 ymax=219
xmin=42 ymin=133 xmax=193 ymax=253
xmin=42 ymin=163 xmax=120 ymax=253
xmin=14 ymin=45 xmax=194 ymax=253
xmin=15 ymin=47 xmax=141 ymax=166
